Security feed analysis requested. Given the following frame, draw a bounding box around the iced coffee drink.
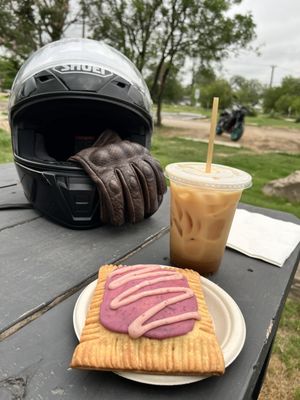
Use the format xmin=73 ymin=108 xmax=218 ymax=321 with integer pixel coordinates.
xmin=165 ymin=162 xmax=252 ymax=275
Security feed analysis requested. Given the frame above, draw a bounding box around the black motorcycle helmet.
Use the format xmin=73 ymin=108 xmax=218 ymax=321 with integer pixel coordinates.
xmin=9 ymin=38 xmax=153 ymax=228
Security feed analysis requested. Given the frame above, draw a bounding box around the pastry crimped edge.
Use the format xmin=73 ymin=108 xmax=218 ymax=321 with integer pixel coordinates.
xmin=70 ymin=264 xmax=225 ymax=376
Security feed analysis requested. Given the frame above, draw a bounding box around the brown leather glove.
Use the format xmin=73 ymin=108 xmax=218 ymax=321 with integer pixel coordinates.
xmin=69 ymin=132 xmax=167 ymax=226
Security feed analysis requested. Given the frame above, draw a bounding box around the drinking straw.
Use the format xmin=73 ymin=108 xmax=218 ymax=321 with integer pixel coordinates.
xmin=205 ymin=97 xmax=219 ymax=173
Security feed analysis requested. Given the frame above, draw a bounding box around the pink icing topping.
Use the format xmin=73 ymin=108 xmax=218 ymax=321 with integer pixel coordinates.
xmin=100 ymin=265 xmax=200 ymax=339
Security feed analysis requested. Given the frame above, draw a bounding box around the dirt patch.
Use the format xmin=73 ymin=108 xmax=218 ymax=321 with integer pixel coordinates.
xmin=161 ymin=115 xmax=300 ymax=154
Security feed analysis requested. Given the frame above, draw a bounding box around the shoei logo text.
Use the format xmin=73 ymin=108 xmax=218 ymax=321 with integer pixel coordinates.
xmin=53 ymin=64 xmax=113 ymax=78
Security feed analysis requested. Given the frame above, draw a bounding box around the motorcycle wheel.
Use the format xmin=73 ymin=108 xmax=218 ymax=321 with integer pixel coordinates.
xmin=216 ymin=125 xmax=223 ymax=135
xmin=231 ymin=126 xmax=244 ymax=141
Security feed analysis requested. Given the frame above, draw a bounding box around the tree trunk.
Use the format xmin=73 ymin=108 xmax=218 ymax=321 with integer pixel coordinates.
xmin=156 ymin=64 xmax=171 ymax=127
xmin=156 ymin=98 xmax=162 ymax=126
xmin=150 ymin=56 xmax=165 ymax=98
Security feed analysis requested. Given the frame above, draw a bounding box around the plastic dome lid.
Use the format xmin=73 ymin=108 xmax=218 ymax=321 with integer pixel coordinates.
xmin=9 ymin=38 xmax=151 ymax=110
xmin=165 ymin=162 xmax=252 ymax=191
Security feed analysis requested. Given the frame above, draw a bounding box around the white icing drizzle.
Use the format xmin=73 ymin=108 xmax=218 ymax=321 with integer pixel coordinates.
xmin=108 ymin=265 xmax=200 ymax=339
xmin=110 ymin=275 xmax=184 ymax=309
xmin=108 ymin=264 xmax=174 ymax=289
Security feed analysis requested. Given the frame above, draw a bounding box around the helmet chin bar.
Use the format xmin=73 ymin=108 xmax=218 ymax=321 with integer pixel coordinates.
xmin=15 ymin=160 xmax=100 ymax=228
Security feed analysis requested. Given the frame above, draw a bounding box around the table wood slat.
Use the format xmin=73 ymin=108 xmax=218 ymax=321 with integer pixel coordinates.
xmin=0 ymin=163 xmax=19 ymax=188
xmin=0 ymin=193 xmax=170 ymax=333
xmin=0 ymin=184 xmax=39 ymax=229
xmin=0 ymin=203 xmax=299 ymax=400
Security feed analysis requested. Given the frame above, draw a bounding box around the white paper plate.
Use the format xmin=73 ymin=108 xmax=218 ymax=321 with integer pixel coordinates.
xmin=73 ymin=276 xmax=246 ymax=386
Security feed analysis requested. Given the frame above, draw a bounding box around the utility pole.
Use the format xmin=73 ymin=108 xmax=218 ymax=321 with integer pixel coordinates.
xmin=82 ymin=13 xmax=86 ymax=38
xmin=81 ymin=0 xmax=87 ymax=38
xmin=269 ymin=65 xmax=277 ymax=87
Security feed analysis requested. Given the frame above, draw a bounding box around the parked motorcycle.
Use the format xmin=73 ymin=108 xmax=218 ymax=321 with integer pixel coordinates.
xmin=216 ymin=105 xmax=247 ymax=141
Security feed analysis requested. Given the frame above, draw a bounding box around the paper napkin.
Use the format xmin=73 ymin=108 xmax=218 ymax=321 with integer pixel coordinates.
xmin=227 ymin=209 xmax=300 ymax=267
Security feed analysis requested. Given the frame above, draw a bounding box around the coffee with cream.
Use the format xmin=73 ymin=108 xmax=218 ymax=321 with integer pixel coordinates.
xmin=165 ymin=162 xmax=252 ymax=275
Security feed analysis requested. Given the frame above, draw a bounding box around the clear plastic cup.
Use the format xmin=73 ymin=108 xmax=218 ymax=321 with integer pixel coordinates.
xmin=165 ymin=162 xmax=252 ymax=275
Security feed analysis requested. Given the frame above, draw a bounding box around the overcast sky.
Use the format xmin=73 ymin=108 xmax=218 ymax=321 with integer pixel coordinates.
xmin=221 ymin=0 xmax=300 ymax=86
xmin=66 ymin=0 xmax=299 ymax=87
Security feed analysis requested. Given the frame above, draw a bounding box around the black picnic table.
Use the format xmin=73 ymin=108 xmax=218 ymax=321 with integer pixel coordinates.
xmin=0 ymin=163 xmax=299 ymax=400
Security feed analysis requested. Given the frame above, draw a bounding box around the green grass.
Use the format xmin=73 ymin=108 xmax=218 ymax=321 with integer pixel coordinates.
xmin=274 ymin=297 xmax=300 ymax=373
xmin=261 ymin=296 xmax=300 ymax=400
xmin=152 ymin=132 xmax=300 ymax=218
xmin=294 ymin=388 xmax=300 ymax=400
xmin=247 ymin=114 xmax=300 ymax=130
xmin=0 ymin=128 xmax=12 ymax=163
xmin=0 ymin=93 xmax=9 ymax=101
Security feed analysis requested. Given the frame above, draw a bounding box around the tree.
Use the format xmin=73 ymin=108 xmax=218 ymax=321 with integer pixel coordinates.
xmin=263 ymin=76 xmax=300 ymax=115
xmin=0 ymin=57 xmax=19 ymax=90
xmin=0 ymin=0 xmax=79 ymax=62
xmin=291 ymin=97 xmax=300 ymax=119
xmin=87 ymin=0 xmax=162 ymax=72
xmin=188 ymin=64 xmax=216 ymax=105
xmin=193 ymin=65 xmax=216 ymax=88
xmin=200 ymin=79 xmax=233 ymax=110
xmin=263 ymin=86 xmax=283 ymax=113
xmin=230 ymin=75 xmax=263 ymax=106
xmin=87 ymin=0 xmax=256 ymax=126
xmin=275 ymin=94 xmax=295 ymax=116
xmin=280 ymin=76 xmax=300 ymax=96
xmin=147 ymin=66 xmax=184 ymax=104
xmin=0 ymin=0 xmax=38 ymax=61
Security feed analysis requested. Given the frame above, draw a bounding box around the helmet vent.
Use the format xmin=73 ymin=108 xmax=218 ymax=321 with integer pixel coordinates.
xmin=38 ymin=75 xmax=53 ymax=83
xmin=116 ymin=81 xmax=127 ymax=88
